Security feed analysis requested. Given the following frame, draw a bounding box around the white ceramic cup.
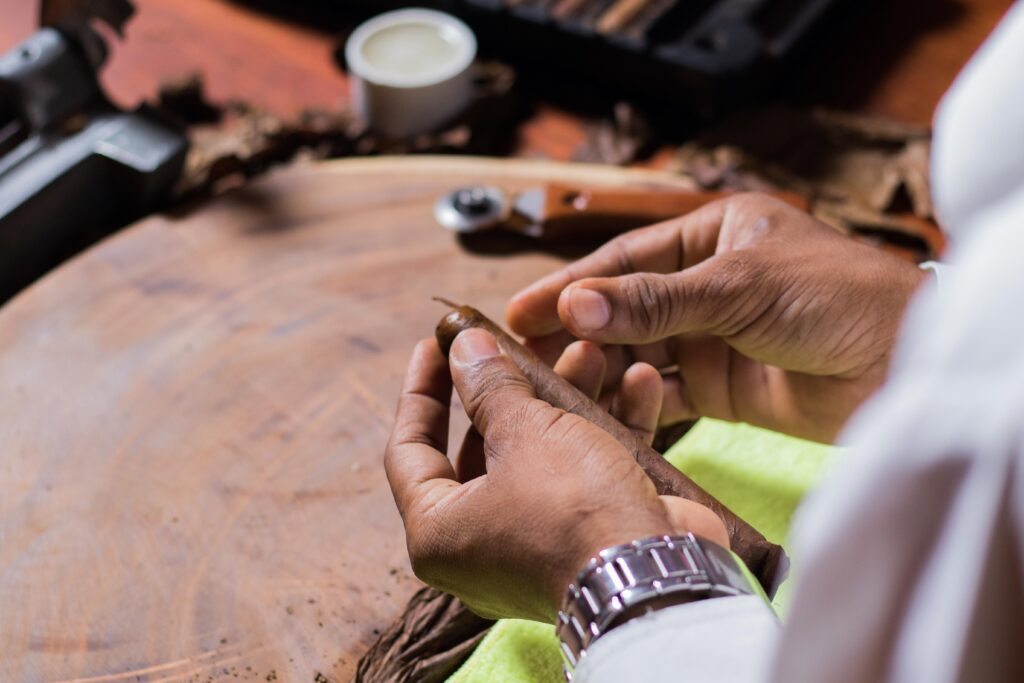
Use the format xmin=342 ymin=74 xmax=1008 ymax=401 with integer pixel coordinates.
xmin=345 ymin=8 xmax=478 ymax=139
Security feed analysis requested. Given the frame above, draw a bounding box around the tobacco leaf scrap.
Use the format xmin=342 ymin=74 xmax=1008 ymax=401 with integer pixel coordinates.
xmin=669 ymin=105 xmax=940 ymax=259
xmin=353 ymin=587 xmax=492 ymax=683
xmin=672 ymin=105 xmax=932 ymax=215
xmin=156 ymin=72 xmax=223 ymax=125
xmin=161 ymin=62 xmax=524 ymax=206
xmin=574 ymin=102 xmax=654 ymax=166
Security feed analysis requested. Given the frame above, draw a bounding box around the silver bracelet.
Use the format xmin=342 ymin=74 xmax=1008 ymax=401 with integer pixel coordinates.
xmin=555 ymin=533 xmax=756 ymax=679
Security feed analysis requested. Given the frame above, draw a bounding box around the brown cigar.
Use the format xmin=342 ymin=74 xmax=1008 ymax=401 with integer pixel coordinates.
xmin=435 ymin=300 xmax=787 ymax=594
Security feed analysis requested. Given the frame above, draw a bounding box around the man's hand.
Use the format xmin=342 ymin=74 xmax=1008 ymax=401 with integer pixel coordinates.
xmin=385 ymin=331 xmax=727 ymax=622
xmin=507 ymin=193 xmax=926 ymax=443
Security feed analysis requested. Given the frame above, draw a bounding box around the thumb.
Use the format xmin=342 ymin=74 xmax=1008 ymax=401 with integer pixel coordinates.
xmin=449 ymin=328 xmax=538 ymax=444
xmin=659 ymin=495 xmax=730 ymax=549
xmin=556 ymin=255 xmax=769 ymax=344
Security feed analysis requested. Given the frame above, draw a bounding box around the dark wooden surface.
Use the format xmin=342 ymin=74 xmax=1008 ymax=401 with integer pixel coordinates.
xmin=0 ymin=0 xmax=1014 ymax=160
xmin=0 ymin=157 xmax=696 ymax=682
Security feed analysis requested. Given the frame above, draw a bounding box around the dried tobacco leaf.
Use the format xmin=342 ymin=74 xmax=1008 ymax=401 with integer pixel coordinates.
xmin=162 ymin=62 xmax=523 ymax=206
xmin=353 ymin=588 xmax=492 ymax=683
xmin=670 ymin=104 xmax=940 ymax=259
xmin=156 ymin=72 xmax=223 ymax=125
xmin=671 ymin=104 xmax=933 ymax=219
xmin=574 ymin=102 xmax=654 ymax=166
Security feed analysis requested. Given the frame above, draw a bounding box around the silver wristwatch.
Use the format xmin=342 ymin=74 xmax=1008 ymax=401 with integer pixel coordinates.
xmin=555 ymin=533 xmax=758 ymax=679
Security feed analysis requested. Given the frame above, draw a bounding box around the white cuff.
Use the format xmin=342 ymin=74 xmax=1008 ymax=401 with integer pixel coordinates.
xmin=919 ymin=261 xmax=949 ymax=295
xmin=575 ymin=595 xmax=779 ymax=683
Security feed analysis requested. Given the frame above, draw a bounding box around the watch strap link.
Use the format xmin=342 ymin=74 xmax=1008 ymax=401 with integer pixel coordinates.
xmin=555 ymin=533 xmax=755 ymax=677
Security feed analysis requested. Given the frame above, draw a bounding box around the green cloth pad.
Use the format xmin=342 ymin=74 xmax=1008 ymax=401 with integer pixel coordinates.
xmin=448 ymin=418 xmax=840 ymax=683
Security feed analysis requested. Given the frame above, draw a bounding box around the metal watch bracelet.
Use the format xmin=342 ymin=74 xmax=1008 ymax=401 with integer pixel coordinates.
xmin=555 ymin=532 xmax=756 ymax=679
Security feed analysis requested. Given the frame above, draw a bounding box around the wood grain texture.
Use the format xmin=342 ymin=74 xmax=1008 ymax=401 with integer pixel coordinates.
xmin=0 ymin=156 xmax=695 ymax=683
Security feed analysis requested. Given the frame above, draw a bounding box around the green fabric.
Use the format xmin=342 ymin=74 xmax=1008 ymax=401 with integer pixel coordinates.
xmin=448 ymin=418 xmax=840 ymax=683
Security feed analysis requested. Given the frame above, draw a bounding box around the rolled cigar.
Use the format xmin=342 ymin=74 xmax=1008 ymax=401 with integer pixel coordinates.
xmin=435 ymin=300 xmax=787 ymax=594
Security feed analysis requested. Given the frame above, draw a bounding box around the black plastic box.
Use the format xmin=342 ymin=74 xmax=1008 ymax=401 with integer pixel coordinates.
xmin=336 ymin=0 xmax=851 ymax=111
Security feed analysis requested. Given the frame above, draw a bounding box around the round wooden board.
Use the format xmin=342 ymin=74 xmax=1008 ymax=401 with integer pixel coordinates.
xmin=0 ymin=157 xmax=694 ymax=683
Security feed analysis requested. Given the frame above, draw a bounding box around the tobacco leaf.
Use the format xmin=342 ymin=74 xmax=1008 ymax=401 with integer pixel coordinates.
xmin=674 ymin=106 xmax=929 ymax=208
xmin=163 ymin=62 xmax=524 ymax=207
xmin=671 ymin=105 xmax=933 ymax=216
xmin=669 ymin=104 xmax=939 ymax=259
xmin=574 ymin=102 xmax=654 ymax=166
xmin=171 ymin=102 xmax=364 ymax=203
xmin=353 ymin=588 xmax=492 ymax=683
xmin=156 ymin=72 xmax=223 ymax=125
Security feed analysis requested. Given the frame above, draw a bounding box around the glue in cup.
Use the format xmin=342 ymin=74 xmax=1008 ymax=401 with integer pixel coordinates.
xmin=345 ymin=8 xmax=477 ymax=139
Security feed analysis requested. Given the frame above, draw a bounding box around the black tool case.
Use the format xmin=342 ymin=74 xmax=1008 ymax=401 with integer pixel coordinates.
xmin=337 ymin=0 xmax=852 ymax=111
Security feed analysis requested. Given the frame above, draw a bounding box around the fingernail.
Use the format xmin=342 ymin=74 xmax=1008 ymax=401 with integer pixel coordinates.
xmin=451 ymin=329 xmax=500 ymax=364
xmin=568 ymin=287 xmax=611 ymax=331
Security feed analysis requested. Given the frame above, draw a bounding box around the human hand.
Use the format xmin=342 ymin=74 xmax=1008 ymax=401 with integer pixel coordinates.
xmin=506 ymin=193 xmax=926 ymax=443
xmin=385 ymin=330 xmax=727 ymax=622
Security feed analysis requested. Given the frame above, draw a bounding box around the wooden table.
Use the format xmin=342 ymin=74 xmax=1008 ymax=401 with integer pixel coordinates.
xmin=0 ymin=2 xmax=1014 ymax=681
xmin=0 ymin=157 xmax=697 ymax=682
xmin=0 ymin=0 xmax=1014 ymax=159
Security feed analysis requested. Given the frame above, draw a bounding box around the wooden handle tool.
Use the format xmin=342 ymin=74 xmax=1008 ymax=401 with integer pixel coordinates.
xmin=435 ymin=182 xmax=809 ymax=243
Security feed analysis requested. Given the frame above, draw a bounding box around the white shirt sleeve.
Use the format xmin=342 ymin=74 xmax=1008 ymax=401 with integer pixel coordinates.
xmin=917 ymin=260 xmax=949 ymax=295
xmin=575 ymin=595 xmax=778 ymax=683
xmin=768 ymin=184 xmax=1024 ymax=683
xmin=577 ymin=188 xmax=1024 ymax=683
xmin=577 ymin=6 xmax=1024 ymax=681
xmin=576 ymin=194 xmax=1024 ymax=683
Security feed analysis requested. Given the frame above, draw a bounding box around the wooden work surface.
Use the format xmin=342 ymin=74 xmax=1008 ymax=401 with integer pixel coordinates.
xmin=0 ymin=0 xmax=1014 ymax=159
xmin=0 ymin=2 xmax=1014 ymax=680
xmin=0 ymin=157 xmax=697 ymax=682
